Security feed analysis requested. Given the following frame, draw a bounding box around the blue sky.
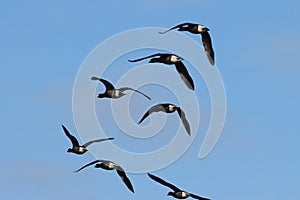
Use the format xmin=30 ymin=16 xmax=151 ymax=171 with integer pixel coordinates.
xmin=1 ymin=0 xmax=300 ymax=199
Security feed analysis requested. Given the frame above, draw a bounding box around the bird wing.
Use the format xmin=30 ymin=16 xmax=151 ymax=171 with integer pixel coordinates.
xmin=74 ymin=160 xmax=104 ymax=173
xmin=116 ymin=166 xmax=135 ymax=193
xmin=176 ymin=108 xmax=191 ymax=135
xmin=62 ymin=125 xmax=79 ymax=148
xmin=174 ymin=61 xmax=195 ymax=90
xmin=98 ymin=78 xmax=115 ymax=91
xmin=190 ymin=193 xmax=210 ymax=200
xmin=138 ymin=104 xmax=166 ymax=124
xmin=147 ymin=173 xmax=180 ymax=192
xmin=128 ymin=53 xmax=162 ymax=62
xmin=201 ymin=32 xmax=215 ymax=65
xmin=118 ymin=87 xmax=151 ymax=100
xmin=159 ymin=22 xmax=195 ymax=34
xmin=83 ymin=137 xmax=114 ymax=147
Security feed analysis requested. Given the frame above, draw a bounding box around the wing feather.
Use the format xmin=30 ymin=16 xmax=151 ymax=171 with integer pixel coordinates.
xmin=128 ymin=53 xmax=162 ymax=62
xmin=201 ymin=32 xmax=215 ymax=65
xmin=174 ymin=61 xmax=195 ymax=90
xmin=159 ymin=22 xmax=195 ymax=34
xmin=62 ymin=125 xmax=79 ymax=148
xmin=118 ymin=87 xmax=151 ymax=100
xmin=83 ymin=137 xmax=114 ymax=147
xmin=138 ymin=104 xmax=166 ymax=124
xmin=147 ymin=173 xmax=180 ymax=192
xmin=176 ymin=108 xmax=191 ymax=135
xmin=116 ymin=166 xmax=134 ymax=193
xmin=74 ymin=160 xmax=104 ymax=173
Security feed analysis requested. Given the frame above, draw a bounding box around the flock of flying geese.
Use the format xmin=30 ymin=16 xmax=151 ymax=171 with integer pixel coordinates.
xmin=62 ymin=22 xmax=216 ymax=199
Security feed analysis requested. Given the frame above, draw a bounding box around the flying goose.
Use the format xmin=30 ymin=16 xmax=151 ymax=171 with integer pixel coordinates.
xmin=148 ymin=173 xmax=210 ymax=200
xmin=160 ymin=22 xmax=215 ymax=66
xmin=91 ymin=76 xmax=151 ymax=100
xmin=74 ymin=159 xmax=134 ymax=193
xmin=138 ymin=103 xmax=191 ymax=135
xmin=62 ymin=125 xmax=113 ymax=155
xmin=129 ymin=53 xmax=194 ymax=90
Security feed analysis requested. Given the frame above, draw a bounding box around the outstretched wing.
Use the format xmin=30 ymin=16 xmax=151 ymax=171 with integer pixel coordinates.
xmin=176 ymin=108 xmax=191 ymax=135
xmin=147 ymin=173 xmax=180 ymax=192
xmin=201 ymin=32 xmax=215 ymax=65
xmin=74 ymin=160 xmax=103 ymax=173
xmin=174 ymin=61 xmax=195 ymax=90
xmin=118 ymin=87 xmax=151 ymax=100
xmin=83 ymin=137 xmax=114 ymax=147
xmin=128 ymin=53 xmax=162 ymax=63
xmin=116 ymin=166 xmax=134 ymax=193
xmin=190 ymin=193 xmax=210 ymax=200
xmin=98 ymin=78 xmax=115 ymax=91
xmin=62 ymin=125 xmax=79 ymax=148
xmin=159 ymin=22 xmax=195 ymax=34
xmin=138 ymin=104 xmax=166 ymax=124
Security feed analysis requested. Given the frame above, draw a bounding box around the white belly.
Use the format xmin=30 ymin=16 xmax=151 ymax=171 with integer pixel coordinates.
xmin=107 ymin=162 xmax=118 ymax=169
xmin=113 ymin=90 xmax=122 ymax=97
xmin=78 ymin=147 xmax=86 ymax=153
xmin=181 ymin=192 xmax=189 ymax=198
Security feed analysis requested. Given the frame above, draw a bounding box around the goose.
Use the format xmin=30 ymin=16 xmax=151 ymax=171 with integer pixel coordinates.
xmin=160 ymin=22 xmax=215 ymax=66
xmin=148 ymin=173 xmax=210 ymax=200
xmin=138 ymin=103 xmax=191 ymax=135
xmin=129 ymin=53 xmax=194 ymax=90
xmin=62 ymin=125 xmax=113 ymax=155
xmin=91 ymin=76 xmax=151 ymax=100
xmin=74 ymin=159 xmax=134 ymax=193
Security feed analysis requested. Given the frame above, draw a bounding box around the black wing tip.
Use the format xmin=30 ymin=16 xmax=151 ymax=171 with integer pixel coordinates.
xmin=91 ymin=76 xmax=100 ymax=81
xmin=208 ymin=57 xmax=215 ymax=66
xmin=129 ymin=187 xmax=135 ymax=193
xmin=187 ymin=130 xmax=191 ymax=136
xmin=184 ymin=123 xmax=191 ymax=136
xmin=187 ymin=83 xmax=195 ymax=91
xmin=147 ymin=172 xmax=155 ymax=178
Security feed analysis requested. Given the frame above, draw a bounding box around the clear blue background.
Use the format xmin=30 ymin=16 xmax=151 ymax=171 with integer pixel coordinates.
xmin=1 ymin=0 xmax=299 ymax=199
